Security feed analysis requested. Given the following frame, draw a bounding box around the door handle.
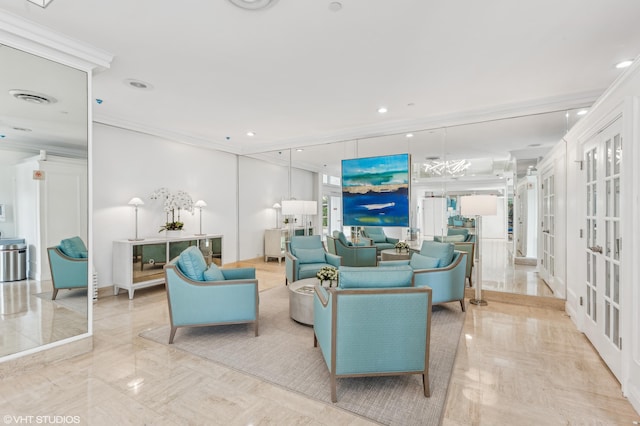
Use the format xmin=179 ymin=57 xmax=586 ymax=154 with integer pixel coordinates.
xmin=543 ymin=229 xmax=550 ymax=234
xmin=589 ymin=245 xmax=603 ymax=254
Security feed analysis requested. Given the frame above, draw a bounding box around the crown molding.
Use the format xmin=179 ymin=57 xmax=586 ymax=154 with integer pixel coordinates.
xmin=0 ymin=9 xmax=113 ymax=71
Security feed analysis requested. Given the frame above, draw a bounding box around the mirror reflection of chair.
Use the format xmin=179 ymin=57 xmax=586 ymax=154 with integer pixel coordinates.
xmin=47 ymin=237 xmax=88 ymax=300
xmin=285 ymin=235 xmax=340 ymax=285
xmin=360 ymin=227 xmax=399 ymax=254
xmin=326 ymin=231 xmax=377 ymax=267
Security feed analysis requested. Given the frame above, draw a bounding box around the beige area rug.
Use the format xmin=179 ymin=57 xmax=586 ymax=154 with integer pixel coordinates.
xmin=34 ymin=288 xmax=88 ymax=315
xmin=140 ymin=285 xmax=465 ymax=426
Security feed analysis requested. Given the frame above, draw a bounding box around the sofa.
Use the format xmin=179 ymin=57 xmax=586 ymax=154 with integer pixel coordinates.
xmin=164 ymin=246 xmax=259 ymax=343
xmin=47 ymin=236 xmax=88 ymax=300
xmin=313 ymin=265 xmax=432 ymax=402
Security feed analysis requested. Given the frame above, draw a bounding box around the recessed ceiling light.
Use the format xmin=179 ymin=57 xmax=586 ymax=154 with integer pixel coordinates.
xmin=615 ymin=60 xmax=633 ymax=69
xmin=328 ymin=1 xmax=342 ymax=11
xmin=528 ymin=143 xmax=541 ymax=147
xmin=12 ymin=127 xmax=32 ymax=132
xmin=124 ymin=79 xmax=154 ymax=90
xmin=9 ymin=89 xmax=57 ymax=105
xmin=377 ymin=107 xmax=388 ymax=114
xmin=577 ymin=109 xmax=588 ymax=116
xmin=296 ymin=148 xmax=304 ymax=152
xmin=228 ymin=0 xmax=277 ymax=10
xmin=246 ymin=131 xmax=256 ymax=137
xmin=405 ymin=133 xmax=414 ymax=138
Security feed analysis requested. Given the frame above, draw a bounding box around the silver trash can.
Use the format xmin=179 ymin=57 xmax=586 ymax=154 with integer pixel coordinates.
xmin=0 ymin=243 xmax=27 ymax=282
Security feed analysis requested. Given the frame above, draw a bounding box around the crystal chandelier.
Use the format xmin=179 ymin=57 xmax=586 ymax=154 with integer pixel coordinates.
xmin=423 ymin=159 xmax=471 ymax=177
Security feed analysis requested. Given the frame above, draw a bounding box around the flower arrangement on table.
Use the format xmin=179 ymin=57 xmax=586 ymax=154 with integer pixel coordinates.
xmin=150 ymin=187 xmax=194 ymax=232
xmin=316 ymin=266 xmax=338 ymax=287
xmin=395 ymin=241 xmax=410 ymax=252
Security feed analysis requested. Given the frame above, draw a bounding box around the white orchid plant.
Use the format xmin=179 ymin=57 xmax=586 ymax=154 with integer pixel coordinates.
xmin=150 ymin=187 xmax=194 ymax=232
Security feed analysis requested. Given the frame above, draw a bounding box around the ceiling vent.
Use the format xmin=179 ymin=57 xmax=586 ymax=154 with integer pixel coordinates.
xmin=9 ymin=90 xmax=57 ymax=105
xmin=228 ymin=0 xmax=277 ymax=10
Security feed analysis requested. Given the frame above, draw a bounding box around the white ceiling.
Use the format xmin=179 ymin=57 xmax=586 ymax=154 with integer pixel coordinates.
xmin=1 ymin=1 xmax=639 ymax=166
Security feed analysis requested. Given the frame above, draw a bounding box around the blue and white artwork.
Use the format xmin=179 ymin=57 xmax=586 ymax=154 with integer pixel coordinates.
xmin=341 ymin=153 xmax=410 ymax=227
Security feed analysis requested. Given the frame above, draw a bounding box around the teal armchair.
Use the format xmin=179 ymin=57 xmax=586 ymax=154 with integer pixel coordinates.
xmin=360 ymin=227 xmax=399 ymax=253
xmin=313 ymin=265 xmax=432 ymax=402
xmin=164 ymin=246 xmax=259 ymax=343
xmin=285 ymin=236 xmax=340 ymax=284
xmin=326 ymin=231 xmax=377 ymax=267
xmin=47 ymin=236 xmax=88 ymax=300
xmin=380 ymin=241 xmax=467 ymax=311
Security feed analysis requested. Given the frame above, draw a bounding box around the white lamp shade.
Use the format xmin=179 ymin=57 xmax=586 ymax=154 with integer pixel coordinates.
xmin=272 ymin=202 xmax=281 ymax=209
xmin=194 ymin=200 xmax=207 ymax=208
xmin=460 ymin=195 xmax=497 ymax=216
xmin=281 ymin=199 xmax=305 ymax=215
xmin=303 ymin=200 xmax=317 ymax=215
xmin=128 ymin=197 xmax=144 ymax=206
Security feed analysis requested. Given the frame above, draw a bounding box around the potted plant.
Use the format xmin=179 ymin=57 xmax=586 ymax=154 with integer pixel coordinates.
xmin=395 ymin=241 xmax=410 ymax=253
xmin=150 ymin=187 xmax=194 ymax=235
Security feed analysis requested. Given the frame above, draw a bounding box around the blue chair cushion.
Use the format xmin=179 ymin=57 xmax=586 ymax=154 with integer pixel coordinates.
xmin=420 ymin=241 xmax=455 ymax=267
xmin=293 ymin=248 xmax=326 ymax=264
xmin=434 ymin=234 xmax=466 ymax=243
xmin=177 ymin=246 xmax=207 ymax=281
xmin=338 ymin=265 xmax=413 ymax=289
xmin=335 ymin=231 xmax=352 ymax=246
xmin=410 ymin=253 xmax=440 ymax=269
xmin=371 ymin=234 xmax=387 ymax=243
xmin=447 ymin=228 xmax=469 ymax=238
xmin=59 ymin=236 xmax=87 ymax=258
xmin=203 ymin=263 xmax=225 ymax=281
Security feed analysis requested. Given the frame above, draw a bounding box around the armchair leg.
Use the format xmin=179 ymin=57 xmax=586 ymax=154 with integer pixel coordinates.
xmin=468 ymin=275 xmax=473 ymax=287
xmin=422 ymin=373 xmax=430 ymax=397
xmin=168 ymin=326 xmax=178 ymax=344
xmin=51 ymin=288 xmax=59 ymax=300
xmin=460 ymin=299 xmax=466 ymax=312
xmin=331 ymin=375 xmax=337 ymax=403
xmin=254 ymin=320 xmax=259 ymax=337
xmin=313 ymin=333 xmax=317 ymax=347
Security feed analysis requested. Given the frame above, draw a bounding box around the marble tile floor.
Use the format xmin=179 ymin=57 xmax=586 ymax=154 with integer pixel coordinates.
xmin=0 ymin=278 xmax=88 ymax=357
xmin=0 ymin=259 xmax=638 ymax=425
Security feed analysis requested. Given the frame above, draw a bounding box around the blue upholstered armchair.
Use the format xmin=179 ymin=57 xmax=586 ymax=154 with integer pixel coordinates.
xmin=326 ymin=231 xmax=377 ymax=267
xmin=285 ymin=236 xmax=340 ymax=284
xmin=313 ymin=265 xmax=432 ymax=402
xmin=380 ymin=241 xmax=467 ymax=311
xmin=47 ymin=236 xmax=88 ymax=300
xmin=164 ymin=246 xmax=259 ymax=343
xmin=360 ymin=227 xmax=399 ymax=253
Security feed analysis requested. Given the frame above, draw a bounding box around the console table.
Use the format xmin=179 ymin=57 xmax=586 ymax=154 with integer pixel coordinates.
xmin=113 ymin=234 xmax=222 ymax=299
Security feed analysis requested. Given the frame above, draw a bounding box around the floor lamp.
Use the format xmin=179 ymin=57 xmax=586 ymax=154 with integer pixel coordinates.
xmin=461 ymin=194 xmax=497 ymax=306
xmin=128 ymin=197 xmax=144 ymax=241
xmin=302 ymin=200 xmax=317 ymax=236
xmin=194 ymin=200 xmax=207 ymax=236
xmin=272 ymin=202 xmax=281 ymax=228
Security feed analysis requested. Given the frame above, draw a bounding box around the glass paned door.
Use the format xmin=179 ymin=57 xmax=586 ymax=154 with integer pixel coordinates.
xmin=540 ymin=171 xmax=555 ymax=284
xmin=582 ymin=120 xmax=622 ymax=381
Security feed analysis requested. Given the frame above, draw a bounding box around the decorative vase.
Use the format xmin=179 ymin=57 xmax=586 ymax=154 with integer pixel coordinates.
xmin=166 ymin=230 xmax=183 ymax=238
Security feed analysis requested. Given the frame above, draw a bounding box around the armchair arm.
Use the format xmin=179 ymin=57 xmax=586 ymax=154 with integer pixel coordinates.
xmin=313 ymin=285 xmax=333 ymax=368
xmin=356 ymin=237 xmax=373 ymax=246
xmin=221 ymin=267 xmax=256 ymax=280
xmin=47 ymin=247 xmax=88 ymax=290
xmin=325 ymin=252 xmax=341 ymax=268
xmin=285 ymin=251 xmax=298 ymax=283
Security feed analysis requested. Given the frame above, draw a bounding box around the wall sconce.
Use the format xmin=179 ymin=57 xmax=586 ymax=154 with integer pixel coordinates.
xmin=128 ymin=197 xmax=144 ymax=241
xmin=194 ymin=200 xmax=207 ymax=236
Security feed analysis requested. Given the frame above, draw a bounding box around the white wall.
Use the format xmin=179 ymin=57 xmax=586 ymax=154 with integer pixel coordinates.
xmin=0 ymin=151 xmax=31 ymax=238
xmin=93 ymin=124 xmax=239 ymax=287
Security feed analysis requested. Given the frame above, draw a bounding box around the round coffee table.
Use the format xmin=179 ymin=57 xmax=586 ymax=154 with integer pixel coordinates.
xmin=288 ymin=278 xmax=318 ymax=325
xmin=380 ymin=248 xmax=411 ymax=261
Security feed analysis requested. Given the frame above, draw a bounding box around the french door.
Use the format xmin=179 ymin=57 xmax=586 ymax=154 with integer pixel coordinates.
xmin=583 ymin=119 xmax=622 ymax=380
xmin=540 ymin=170 xmax=555 ymax=285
